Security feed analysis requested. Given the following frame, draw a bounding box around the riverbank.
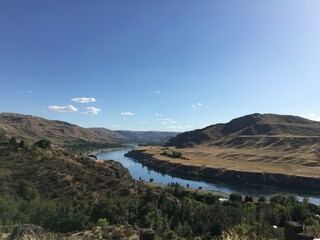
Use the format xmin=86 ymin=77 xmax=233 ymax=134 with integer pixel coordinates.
xmin=144 ymin=181 xmax=230 ymax=199
xmin=125 ymin=148 xmax=320 ymax=191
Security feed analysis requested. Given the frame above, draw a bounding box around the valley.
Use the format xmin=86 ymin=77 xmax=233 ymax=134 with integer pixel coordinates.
xmin=127 ymin=114 xmax=320 ymax=191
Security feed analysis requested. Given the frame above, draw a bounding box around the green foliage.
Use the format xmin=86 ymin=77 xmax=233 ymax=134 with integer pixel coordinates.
xmin=9 ymin=136 xmax=17 ymax=145
xmin=0 ymin=130 xmax=7 ymax=142
xmin=97 ymin=218 xmax=109 ymax=226
xmin=160 ymin=151 xmax=183 ymax=158
xmin=229 ymin=193 xmax=242 ymax=202
xmin=172 ymin=151 xmax=182 ymax=158
xmin=258 ymin=196 xmax=266 ymax=202
xmin=1 ymin=145 xmax=320 ymax=239
xmin=34 ymin=139 xmax=51 ymax=149
xmin=65 ymin=140 xmax=123 ymax=153
xmin=17 ymin=180 xmax=40 ymax=201
xmin=19 ymin=140 xmax=26 ymax=148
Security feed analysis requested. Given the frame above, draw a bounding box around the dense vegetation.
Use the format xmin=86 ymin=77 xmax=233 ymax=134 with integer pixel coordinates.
xmin=64 ymin=140 xmax=124 ymax=154
xmin=0 ymin=137 xmax=319 ymax=239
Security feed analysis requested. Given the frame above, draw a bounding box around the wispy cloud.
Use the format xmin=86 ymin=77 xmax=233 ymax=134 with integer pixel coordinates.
xmin=166 ymin=125 xmax=183 ymax=129
xmin=121 ymin=112 xmax=135 ymax=116
xmin=112 ymin=124 xmax=121 ymax=128
xmin=71 ymin=97 xmax=96 ymax=103
xmin=153 ymin=91 xmax=160 ymax=94
xmin=19 ymin=90 xmax=34 ymax=94
xmin=160 ymin=118 xmax=174 ymax=121
xmin=192 ymin=102 xmax=203 ymax=109
xmin=48 ymin=105 xmax=77 ymax=112
xmin=141 ymin=121 xmax=148 ymax=124
xmin=167 ymin=125 xmax=193 ymax=129
xmin=160 ymin=118 xmax=176 ymax=124
xmin=299 ymin=113 xmax=320 ymax=122
xmin=84 ymin=107 xmax=101 ymax=115
xmin=155 ymin=113 xmax=162 ymax=116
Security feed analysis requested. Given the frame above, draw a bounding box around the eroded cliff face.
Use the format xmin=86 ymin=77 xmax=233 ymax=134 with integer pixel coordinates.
xmin=125 ymin=149 xmax=320 ymax=191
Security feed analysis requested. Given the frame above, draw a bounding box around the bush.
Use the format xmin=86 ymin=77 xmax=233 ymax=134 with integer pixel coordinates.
xmin=229 ymin=193 xmax=242 ymax=202
xmin=34 ymin=139 xmax=51 ymax=149
xmin=9 ymin=137 xmax=17 ymax=145
xmin=97 ymin=218 xmax=109 ymax=226
xmin=172 ymin=151 xmax=182 ymax=158
xmin=258 ymin=196 xmax=266 ymax=202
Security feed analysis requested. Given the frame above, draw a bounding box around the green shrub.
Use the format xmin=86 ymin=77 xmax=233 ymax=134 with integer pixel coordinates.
xmin=97 ymin=218 xmax=109 ymax=226
xmin=34 ymin=139 xmax=51 ymax=149
xmin=229 ymin=193 xmax=242 ymax=202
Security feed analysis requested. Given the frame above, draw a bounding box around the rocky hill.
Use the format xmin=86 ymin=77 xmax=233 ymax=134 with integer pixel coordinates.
xmin=0 ymin=112 xmax=126 ymax=146
xmin=165 ymin=113 xmax=320 ymax=148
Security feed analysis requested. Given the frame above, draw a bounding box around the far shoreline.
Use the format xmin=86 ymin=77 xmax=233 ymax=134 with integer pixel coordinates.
xmin=87 ymin=146 xmax=133 ymax=159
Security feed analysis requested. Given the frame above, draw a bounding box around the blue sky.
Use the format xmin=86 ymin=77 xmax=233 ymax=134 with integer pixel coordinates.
xmin=1 ymin=0 xmax=319 ymax=131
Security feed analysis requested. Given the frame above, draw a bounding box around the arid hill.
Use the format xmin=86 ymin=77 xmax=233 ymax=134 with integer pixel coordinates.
xmin=165 ymin=113 xmax=320 ymax=148
xmin=0 ymin=112 xmax=126 ymax=146
xmin=129 ymin=114 xmax=320 ymax=189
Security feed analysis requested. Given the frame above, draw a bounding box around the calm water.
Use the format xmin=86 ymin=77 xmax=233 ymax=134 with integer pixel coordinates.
xmin=97 ymin=148 xmax=320 ymax=205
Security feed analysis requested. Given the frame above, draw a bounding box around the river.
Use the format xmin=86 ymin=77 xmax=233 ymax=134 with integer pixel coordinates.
xmin=97 ymin=147 xmax=320 ymax=205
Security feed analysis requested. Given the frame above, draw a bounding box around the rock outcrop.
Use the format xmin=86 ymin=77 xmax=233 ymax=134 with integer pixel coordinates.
xmin=9 ymin=224 xmax=45 ymax=240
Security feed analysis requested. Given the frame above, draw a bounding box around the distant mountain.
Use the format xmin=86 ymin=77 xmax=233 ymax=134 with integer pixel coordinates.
xmin=115 ymin=130 xmax=180 ymax=143
xmin=165 ymin=113 xmax=320 ymax=148
xmin=0 ymin=113 xmax=125 ymax=146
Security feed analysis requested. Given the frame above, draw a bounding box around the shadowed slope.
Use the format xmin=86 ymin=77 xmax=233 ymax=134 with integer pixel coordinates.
xmin=0 ymin=113 xmax=125 ymax=146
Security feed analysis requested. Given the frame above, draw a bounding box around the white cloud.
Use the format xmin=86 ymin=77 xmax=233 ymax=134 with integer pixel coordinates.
xmin=71 ymin=97 xmax=96 ymax=103
xmin=121 ymin=112 xmax=135 ymax=116
xmin=112 ymin=124 xmax=121 ymax=128
xmin=192 ymin=102 xmax=203 ymax=109
xmin=84 ymin=107 xmax=101 ymax=115
xmin=300 ymin=113 xmax=320 ymax=122
xmin=185 ymin=125 xmax=193 ymax=128
xmin=153 ymin=91 xmax=160 ymax=94
xmin=48 ymin=105 xmax=77 ymax=112
xmin=155 ymin=113 xmax=162 ymax=116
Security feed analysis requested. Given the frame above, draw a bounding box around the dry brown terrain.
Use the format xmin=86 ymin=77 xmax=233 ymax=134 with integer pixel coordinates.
xmin=139 ymin=140 xmax=320 ymax=178
xmin=0 ymin=112 xmax=126 ymax=146
xmin=141 ymin=114 xmax=320 ymax=178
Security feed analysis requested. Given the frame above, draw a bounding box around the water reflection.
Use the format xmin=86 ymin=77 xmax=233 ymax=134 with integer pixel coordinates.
xmin=97 ymin=148 xmax=320 ymax=205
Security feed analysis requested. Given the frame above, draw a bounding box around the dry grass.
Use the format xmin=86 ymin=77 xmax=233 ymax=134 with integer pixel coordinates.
xmin=0 ymin=113 xmax=124 ymax=146
xmin=140 ymin=136 xmax=320 ymax=178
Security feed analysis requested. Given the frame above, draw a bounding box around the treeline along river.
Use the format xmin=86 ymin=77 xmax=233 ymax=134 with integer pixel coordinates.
xmin=97 ymin=147 xmax=320 ymax=205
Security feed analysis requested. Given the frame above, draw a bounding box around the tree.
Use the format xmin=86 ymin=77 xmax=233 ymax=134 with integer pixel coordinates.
xmin=19 ymin=140 xmax=26 ymax=148
xmin=229 ymin=193 xmax=242 ymax=202
xmin=0 ymin=131 xmax=7 ymax=142
xmin=9 ymin=136 xmax=17 ymax=145
xmin=34 ymin=139 xmax=51 ymax=149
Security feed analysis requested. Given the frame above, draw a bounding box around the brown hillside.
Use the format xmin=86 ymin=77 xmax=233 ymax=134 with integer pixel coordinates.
xmin=166 ymin=113 xmax=320 ymax=148
xmin=0 ymin=112 xmax=126 ymax=146
xmin=136 ymin=113 xmax=320 ymax=181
